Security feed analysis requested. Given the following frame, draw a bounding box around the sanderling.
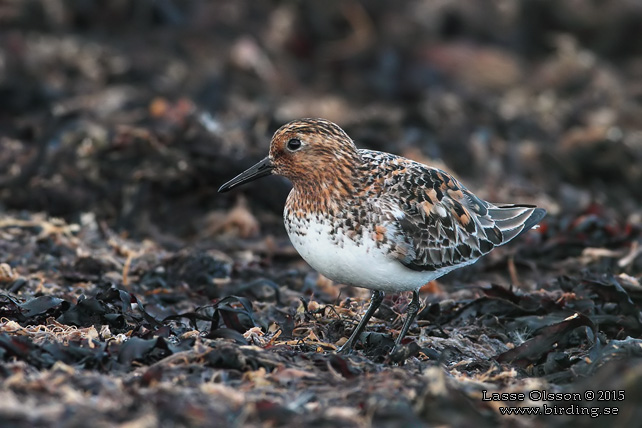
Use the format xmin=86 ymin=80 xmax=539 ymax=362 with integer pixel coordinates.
xmin=219 ymin=118 xmax=545 ymax=354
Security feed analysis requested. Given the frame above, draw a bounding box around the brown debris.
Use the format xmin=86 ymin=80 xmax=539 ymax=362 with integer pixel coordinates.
xmin=2 ymin=1 xmax=642 ymax=426
xmin=203 ymin=195 xmax=260 ymax=239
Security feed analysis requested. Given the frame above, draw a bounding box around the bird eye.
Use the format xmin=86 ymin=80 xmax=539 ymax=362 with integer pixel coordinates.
xmin=286 ymin=138 xmax=302 ymax=151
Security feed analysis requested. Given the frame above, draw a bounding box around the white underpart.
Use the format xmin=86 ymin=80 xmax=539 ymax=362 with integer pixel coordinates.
xmin=286 ymin=217 xmax=480 ymax=293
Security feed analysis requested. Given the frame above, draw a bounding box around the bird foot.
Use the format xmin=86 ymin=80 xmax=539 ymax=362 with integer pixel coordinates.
xmin=336 ymin=341 xmax=355 ymax=355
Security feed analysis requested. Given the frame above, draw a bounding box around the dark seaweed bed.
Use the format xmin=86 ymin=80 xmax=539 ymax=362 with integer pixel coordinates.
xmin=2 ymin=1 xmax=642 ymax=427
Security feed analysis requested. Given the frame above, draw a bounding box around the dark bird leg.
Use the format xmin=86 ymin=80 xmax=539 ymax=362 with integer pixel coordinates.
xmin=391 ymin=291 xmax=421 ymax=353
xmin=337 ymin=290 xmax=385 ymax=354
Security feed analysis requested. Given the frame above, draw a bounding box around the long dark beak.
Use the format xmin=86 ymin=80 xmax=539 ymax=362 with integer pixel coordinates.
xmin=218 ymin=157 xmax=274 ymax=193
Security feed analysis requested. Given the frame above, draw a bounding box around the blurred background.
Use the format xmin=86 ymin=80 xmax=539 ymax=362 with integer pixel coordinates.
xmin=1 ymin=0 xmax=641 ymax=242
xmin=2 ymin=4 xmax=642 ymax=425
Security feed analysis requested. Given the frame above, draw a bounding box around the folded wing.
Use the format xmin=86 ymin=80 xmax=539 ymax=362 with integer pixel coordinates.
xmin=377 ymin=161 xmax=545 ymax=272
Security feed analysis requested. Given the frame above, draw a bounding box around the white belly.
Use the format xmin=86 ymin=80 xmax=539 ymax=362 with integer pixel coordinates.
xmin=286 ymin=217 xmax=451 ymax=293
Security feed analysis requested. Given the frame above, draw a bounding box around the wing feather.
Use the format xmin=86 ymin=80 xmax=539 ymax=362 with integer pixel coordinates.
xmin=358 ymin=150 xmax=545 ymax=273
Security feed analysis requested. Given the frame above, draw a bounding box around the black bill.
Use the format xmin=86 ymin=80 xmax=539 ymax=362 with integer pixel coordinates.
xmin=218 ymin=157 xmax=274 ymax=192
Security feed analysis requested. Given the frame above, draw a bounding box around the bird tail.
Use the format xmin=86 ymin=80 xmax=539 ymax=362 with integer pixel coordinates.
xmin=488 ymin=205 xmax=546 ymax=244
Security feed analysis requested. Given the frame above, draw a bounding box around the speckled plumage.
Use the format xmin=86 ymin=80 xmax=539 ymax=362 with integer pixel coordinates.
xmin=219 ymin=118 xmax=546 ymax=354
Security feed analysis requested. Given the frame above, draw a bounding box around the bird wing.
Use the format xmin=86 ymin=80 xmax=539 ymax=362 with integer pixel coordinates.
xmin=360 ymin=152 xmax=545 ymax=272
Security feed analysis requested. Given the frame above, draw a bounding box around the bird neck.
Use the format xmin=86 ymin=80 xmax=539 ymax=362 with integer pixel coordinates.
xmin=287 ymin=152 xmax=362 ymax=216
